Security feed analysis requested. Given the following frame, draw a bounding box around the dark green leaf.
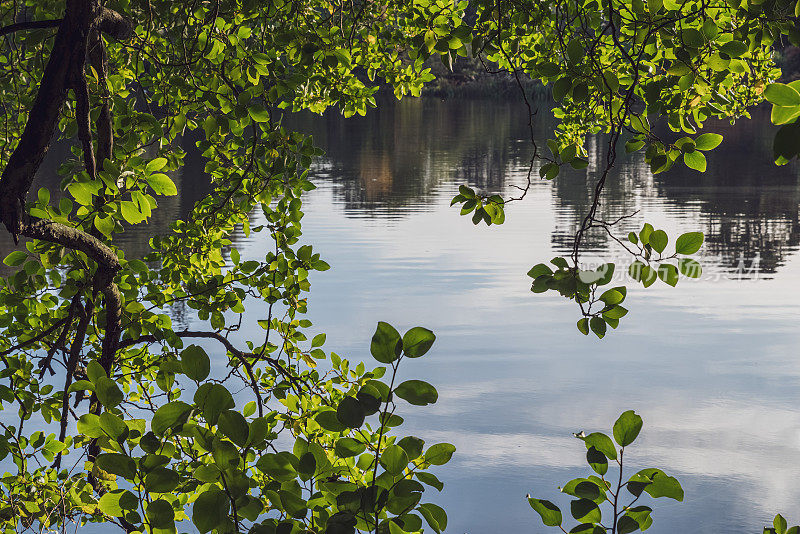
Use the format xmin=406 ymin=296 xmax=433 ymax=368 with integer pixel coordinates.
xmin=152 ymin=401 xmax=192 ymax=436
xmin=370 ymin=321 xmax=402 ymax=363
xmin=95 ymin=377 xmax=123 ymax=408
xmin=613 ymin=410 xmax=643 ymax=447
xmin=394 ymin=380 xmax=438 ymax=406
xmin=424 ymin=443 xmax=455 ymax=465
xmin=181 ymin=344 xmax=210 ymax=381
xmin=336 ymin=396 xmax=365 ymax=428
xmin=402 ymin=327 xmax=436 ymax=357
xmin=380 ymin=444 xmax=409 ymax=475
xmin=192 ymin=488 xmax=230 ymax=533
xmin=528 ymin=498 xmax=562 ymax=527
xmin=571 ymin=498 xmax=601 ymax=523
xmin=95 ymin=453 xmax=136 ymax=479
xmin=675 ymin=232 xmax=704 ymax=254
xmin=218 ymin=410 xmax=249 ymax=446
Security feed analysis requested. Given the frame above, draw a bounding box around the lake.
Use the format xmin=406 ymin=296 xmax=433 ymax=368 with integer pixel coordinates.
xmin=15 ymin=96 xmax=800 ymax=533
xmin=281 ymin=98 xmax=800 ymax=533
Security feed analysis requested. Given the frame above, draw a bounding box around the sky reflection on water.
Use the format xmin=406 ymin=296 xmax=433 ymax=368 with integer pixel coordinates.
xmin=280 ymin=98 xmax=800 ymax=533
xmin=11 ymin=96 xmax=800 ymax=533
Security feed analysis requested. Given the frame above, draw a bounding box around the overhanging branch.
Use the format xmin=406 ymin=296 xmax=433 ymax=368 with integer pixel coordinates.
xmin=0 ymin=19 xmax=62 ymax=38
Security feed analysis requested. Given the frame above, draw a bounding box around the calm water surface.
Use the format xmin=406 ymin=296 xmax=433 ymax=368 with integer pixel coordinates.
xmin=18 ymin=98 xmax=800 ymax=533
xmin=279 ymin=99 xmax=800 ymax=533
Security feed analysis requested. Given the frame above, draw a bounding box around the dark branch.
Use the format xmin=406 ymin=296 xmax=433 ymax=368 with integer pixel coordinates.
xmin=20 ymin=220 xmax=120 ymax=272
xmin=93 ymin=7 xmax=133 ymax=40
xmin=0 ymin=19 xmax=62 ymax=38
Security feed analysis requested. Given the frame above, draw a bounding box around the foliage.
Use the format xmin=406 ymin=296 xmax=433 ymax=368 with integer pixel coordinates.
xmin=528 ymin=411 xmax=684 ymax=534
xmin=0 ymin=0 xmax=798 ymax=532
xmin=766 ymin=515 xmax=800 ymax=534
xmin=446 ymin=0 xmax=793 ymax=332
xmin=526 ymin=224 xmax=704 ymax=337
xmin=0 ymin=0 xmax=469 ymax=532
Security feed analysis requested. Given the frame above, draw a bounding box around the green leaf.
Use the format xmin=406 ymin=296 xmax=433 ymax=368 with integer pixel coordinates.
xmin=649 ymin=230 xmax=668 ymax=254
xmin=589 ymin=317 xmax=606 ymax=339
xmin=683 ymin=150 xmax=707 ymax=172
xmin=402 ymin=327 xmax=436 ymax=357
xmin=218 ymin=410 xmax=250 ymax=446
xmin=95 ymin=377 xmax=123 ymax=408
xmin=192 ymin=488 xmax=230 ymax=533
xmin=311 ymin=333 xmax=326 ymax=347
xmin=95 ymin=453 xmax=136 ymax=479
xmin=771 ymin=104 xmax=800 ymax=126
xmin=336 ymin=396 xmax=365 ymax=428
xmin=675 ymin=232 xmax=704 ymax=254
xmin=152 ymin=401 xmax=192 ymax=435
xmin=77 ymin=414 xmax=103 ymax=438
xmin=181 ymin=344 xmax=210 ymax=381
xmin=87 ymin=360 xmax=107 ymax=382
xmin=720 ymin=40 xmax=748 ymax=57
xmin=580 ymin=432 xmax=617 ymax=460
xmin=146 ymin=498 xmax=175 ymax=529
xmin=334 ymin=437 xmax=366 ymax=457
xmin=370 ymin=321 xmax=402 ymax=363
xmin=147 ymin=173 xmax=177 ymax=196
xmin=120 ymin=200 xmax=146 ymax=224
xmin=144 ymin=467 xmax=179 ymax=493
xmin=571 ymin=498 xmax=601 ymax=523
xmin=3 ymin=251 xmax=27 ymax=266
xmin=194 ymin=383 xmax=234 ymax=426
xmin=68 ymin=182 xmax=94 ymax=205
xmin=631 ymin=468 xmax=684 ymax=501
xmin=394 ymin=380 xmax=438 ymax=406
xmin=418 ymin=503 xmax=447 ymax=533
xmin=586 ymin=446 xmax=608 ymax=475
xmin=764 ymin=84 xmax=800 ymax=107
xmin=528 ymin=263 xmax=554 ymax=278
xmin=98 ymin=489 xmax=138 ymax=517
xmin=658 ymin=264 xmax=679 ymax=287
xmin=380 ymin=444 xmax=409 ymax=474
xmin=94 ymin=215 xmax=115 ymax=236
xmin=577 ymin=318 xmax=590 ymax=335
xmin=694 ymin=133 xmax=723 ymax=151
xmin=248 ymin=103 xmax=271 ymax=122
xmin=256 ymin=452 xmax=297 ymax=481
xmin=678 ymin=258 xmax=702 ymax=278
xmin=315 ymin=409 xmax=346 ymax=432
xmin=99 ymin=412 xmax=127 ymax=441
xmin=398 ymin=436 xmax=425 ymax=460
xmin=775 ymin=515 xmax=788 ymax=534
xmin=424 ymin=443 xmax=455 ymax=465
xmin=613 ymin=410 xmax=643 ymax=447
xmin=67 ymin=380 xmax=95 ymax=394
xmin=193 ymin=464 xmax=221 ymax=483
xmin=212 ymin=438 xmax=240 ymax=469
xmin=145 ymin=157 xmax=168 ymax=173
xmin=618 ymin=515 xmax=641 ymax=534
xmin=416 ymin=471 xmax=444 ymax=491
xmin=599 ymin=288 xmax=624 ymax=305
xmin=298 ymin=452 xmax=316 ymax=480
xmin=564 ymin=480 xmax=603 ymax=502
xmin=528 ymin=498 xmax=562 ymax=527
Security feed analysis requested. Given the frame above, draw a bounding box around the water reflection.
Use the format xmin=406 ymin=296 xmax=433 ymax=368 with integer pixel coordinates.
xmin=2 ymin=97 xmax=799 ymax=534
xmin=289 ymin=99 xmax=800 ymax=276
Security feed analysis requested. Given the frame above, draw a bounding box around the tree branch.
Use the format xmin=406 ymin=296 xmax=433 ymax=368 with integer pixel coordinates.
xmin=0 ymin=19 xmax=62 ymax=38
xmin=93 ymin=7 xmax=133 ymax=41
xmin=19 ymin=220 xmax=120 ymax=272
